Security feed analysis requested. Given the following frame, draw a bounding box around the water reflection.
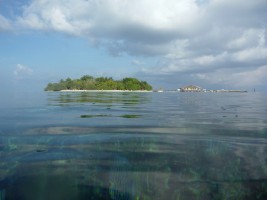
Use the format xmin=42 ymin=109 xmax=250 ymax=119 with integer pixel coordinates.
xmin=48 ymin=92 xmax=150 ymax=106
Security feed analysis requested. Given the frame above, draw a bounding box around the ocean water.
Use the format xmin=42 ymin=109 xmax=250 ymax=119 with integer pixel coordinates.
xmin=0 ymin=91 xmax=267 ymax=200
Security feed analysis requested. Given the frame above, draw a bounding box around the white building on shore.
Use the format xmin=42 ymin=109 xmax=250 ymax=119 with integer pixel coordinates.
xmin=180 ymin=85 xmax=202 ymax=92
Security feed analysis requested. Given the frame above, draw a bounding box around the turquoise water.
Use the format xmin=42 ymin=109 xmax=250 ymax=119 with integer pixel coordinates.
xmin=1 ymin=91 xmax=267 ymax=199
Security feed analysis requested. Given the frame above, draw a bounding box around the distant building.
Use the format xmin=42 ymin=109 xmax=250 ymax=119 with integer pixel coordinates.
xmin=180 ymin=85 xmax=202 ymax=92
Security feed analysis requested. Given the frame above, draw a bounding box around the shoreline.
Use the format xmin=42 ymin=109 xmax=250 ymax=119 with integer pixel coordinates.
xmin=58 ymin=89 xmax=153 ymax=93
xmin=46 ymin=89 xmax=248 ymax=93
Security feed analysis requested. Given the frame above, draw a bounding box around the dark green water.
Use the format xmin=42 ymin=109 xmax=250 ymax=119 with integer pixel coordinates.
xmin=1 ymin=91 xmax=267 ymax=200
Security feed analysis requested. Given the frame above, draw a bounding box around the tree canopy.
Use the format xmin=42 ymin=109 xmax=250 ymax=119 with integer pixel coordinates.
xmin=44 ymin=75 xmax=153 ymax=91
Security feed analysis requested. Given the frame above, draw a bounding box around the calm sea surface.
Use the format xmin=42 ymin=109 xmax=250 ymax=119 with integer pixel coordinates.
xmin=1 ymin=91 xmax=267 ymax=200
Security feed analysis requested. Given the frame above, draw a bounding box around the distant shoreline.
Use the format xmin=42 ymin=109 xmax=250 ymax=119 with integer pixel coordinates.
xmin=47 ymin=89 xmax=248 ymax=93
xmin=58 ymin=89 xmax=153 ymax=93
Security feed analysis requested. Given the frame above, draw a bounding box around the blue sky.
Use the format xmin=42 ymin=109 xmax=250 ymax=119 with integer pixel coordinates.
xmin=1 ymin=0 xmax=267 ymax=95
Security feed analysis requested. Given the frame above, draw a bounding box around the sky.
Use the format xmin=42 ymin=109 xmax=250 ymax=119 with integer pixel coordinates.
xmin=1 ymin=0 xmax=267 ymax=95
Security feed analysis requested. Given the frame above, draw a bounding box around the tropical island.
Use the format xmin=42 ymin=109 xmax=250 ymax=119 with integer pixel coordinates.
xmin=44 ymin=75 xmax=153 ymax=91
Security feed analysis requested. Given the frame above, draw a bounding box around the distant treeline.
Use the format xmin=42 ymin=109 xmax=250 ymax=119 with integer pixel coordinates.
xmin=44 ymin=75 xmax=153 ymax=91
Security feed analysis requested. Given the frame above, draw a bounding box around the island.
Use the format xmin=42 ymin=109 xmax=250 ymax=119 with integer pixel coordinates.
xmin=44 ymin=75 xmax=153 ymax=91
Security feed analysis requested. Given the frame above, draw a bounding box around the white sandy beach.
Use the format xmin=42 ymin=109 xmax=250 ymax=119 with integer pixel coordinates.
xmin=59 ymin=89 xmax=153 ymax=93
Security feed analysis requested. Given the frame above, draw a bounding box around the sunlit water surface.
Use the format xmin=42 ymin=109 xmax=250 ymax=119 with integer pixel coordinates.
xmin=1 ymin=91 xmax=267 ymax=200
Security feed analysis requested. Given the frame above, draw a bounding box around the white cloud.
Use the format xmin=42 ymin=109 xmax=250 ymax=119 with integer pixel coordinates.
xmin=17 ymin=0 xmax=92 ymax=35
xmin=233 ymin=47 xmax=267 ymax=62
xmin=196 ymin=65 xmax=267 ymax=88
xmin=194 ymin=52 xmax=229 ymax=66
xmin=232 ymin=31 xmax=267 ymax=62
xmin=0 ymin=14 xmax=12 ymax=31
xmin=131 ymin=60 xmax=145 ymax=66
xmin=14 ymin=64 xmax=33 ymax=79
xmin=226 ymin=29 xmax=265 ymax=50
xmin=17 ymin=0 xmax=203 ymax=41
xmin=16 ymin=0 xmax=266 ymax=53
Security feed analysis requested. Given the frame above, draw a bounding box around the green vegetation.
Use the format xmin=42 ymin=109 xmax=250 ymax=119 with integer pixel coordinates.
xmin=44 ymin=75 xmax=153 ymax=91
